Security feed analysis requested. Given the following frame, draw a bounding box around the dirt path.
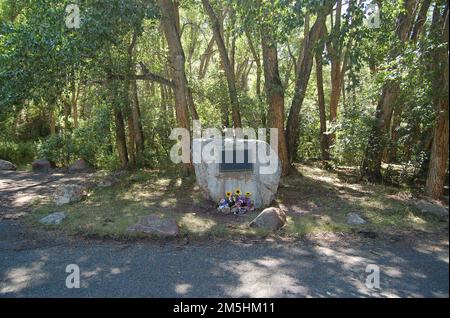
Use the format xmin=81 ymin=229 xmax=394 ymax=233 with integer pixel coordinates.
xmin=0 ymin=170 xmax=94 ymax=220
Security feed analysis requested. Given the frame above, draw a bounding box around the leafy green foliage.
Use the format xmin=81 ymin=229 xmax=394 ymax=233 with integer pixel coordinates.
xmin=0 ymin=0 xmax=447 ymax=188
xmin=0 ymin=140 xmax=36 ymax=165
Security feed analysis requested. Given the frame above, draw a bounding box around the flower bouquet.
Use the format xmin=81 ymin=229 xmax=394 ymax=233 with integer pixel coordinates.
xmin=217 ymin=189 xmax=254 ymax=215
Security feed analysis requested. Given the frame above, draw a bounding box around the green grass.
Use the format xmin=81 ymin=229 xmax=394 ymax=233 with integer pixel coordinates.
xmin=26 ymin=164 xmax=447 ymax=240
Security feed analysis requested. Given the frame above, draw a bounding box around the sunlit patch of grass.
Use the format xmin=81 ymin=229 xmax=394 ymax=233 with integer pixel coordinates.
xmin=282 ymin=215 xmax=351 ymax=237
xmin=179 ymin=214 xmax=217 ymax=235
xmin=358 ymin=196 xmax=390 ymax=210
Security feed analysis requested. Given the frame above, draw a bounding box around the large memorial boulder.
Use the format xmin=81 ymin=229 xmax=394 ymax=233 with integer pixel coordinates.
xmin=193 ymin=138 xmax=281 ymax=208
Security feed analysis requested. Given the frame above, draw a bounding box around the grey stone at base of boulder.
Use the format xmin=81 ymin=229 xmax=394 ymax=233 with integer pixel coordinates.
xmin=412 ymin=200 xmax=449 ymax=219
xmin=0 ymin=159 xmax=17 ymax=171
xmin=218 ymin=206 xmax=231 ymax=215
xmin=40 ymin=212 xmax=66 ymax=225
xmin=53 ymin=184 xmax=86 ymax=206
xmin=68 ymin=159 xmax=93 ymax=173
xmin=347 ymin=212 xmax=367 ymax=225
xmin=249 ymin=207 xmax=286 ymax=231
xmin=32 ymin=159 xmax=54 ymax=173
xmin=128 ymin=215 xmax=179 ymax=237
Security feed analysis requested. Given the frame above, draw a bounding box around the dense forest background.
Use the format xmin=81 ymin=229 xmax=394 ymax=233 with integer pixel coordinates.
xmin=0 ymin=0 xmax=448 ymax=199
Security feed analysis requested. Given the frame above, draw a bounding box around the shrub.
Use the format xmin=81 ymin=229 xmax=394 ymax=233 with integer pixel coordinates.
xmin=37 ymin=134 xmax=72 ymax=166
xmin=0 ymin=141 xmax=37 ymax=165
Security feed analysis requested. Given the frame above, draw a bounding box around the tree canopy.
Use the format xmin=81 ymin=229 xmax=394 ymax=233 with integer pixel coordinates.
xmin=0 ymin=0 xmax=448 ymax=199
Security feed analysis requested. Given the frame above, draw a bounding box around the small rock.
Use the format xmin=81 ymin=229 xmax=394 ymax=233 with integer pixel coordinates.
xmin=128 ymin=215 xmax=179 ymax=237
xmin=0 ymin=159 xmax=17 ymax=171
xmin=40 ymin=212 xmax=66 ymax=225
xmin=249 ymin=207 xmax=286 ymax=231
xmin=68 ymin=159 xmax=93 ymax=173
xmin=32 ymin=159 xmax=54 ymax=173
xmin=53 ymin=184 xmax=86 ymax=206
xmin=412 ymin=199 xmax=449 ymax=219
xmin=347 ymin=212 xmax=366 ymax=225
xmin=97 ymin=176 xmax=118 ymax=188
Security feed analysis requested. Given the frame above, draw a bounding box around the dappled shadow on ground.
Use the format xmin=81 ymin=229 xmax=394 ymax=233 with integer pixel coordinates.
xmin=57 ymin=170 xmax=257 ymax=237
xmin=1 ymin=164 xmax=448 ymax=297
xmin=16 ymin=163 xmax=449 ymax=239
xmin=0 ymin=232 xmax=448 ymax=297
xmin=276 ymin=164 xmax=448 ymax=236
xmin=0 ymin=171 xmax=94 ymax=219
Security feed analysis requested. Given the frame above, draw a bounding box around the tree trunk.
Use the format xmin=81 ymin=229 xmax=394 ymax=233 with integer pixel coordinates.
xmin=285 ymin=6 xmax=331 ymax=163
xmin=246 ymin=30 xmax=265 ymax=126
xmin=131 ymin=79 xmax=145 ymax=154
xmin=186 ymin=86 xmax=199 ymax=120
xmin=127 ymin=112 xmax=136 ymax=169
xmin=410 ymin=0 xmax=431 ymax=41
xmin=63 ymin=97 xmax=70 ymax=131
xmin=327 ymin=0 xmax=342 ymax=147
xmin=127 ymin=34 xmax=144 ymax=157
xmin=71 ymin=77 xmax=80 ymax=129
xmin=362 ymin=81 xmax=400 ymax=180
xmin=199 ymin=36 xmax=215 ymax=79
xmin=202 ymin=0 xmax=241 ymax=127
xmin=389 ymin=104 xmax=403 ymax=162
xmin=329 ymin=60 xmax=342 ymax=144
xmin=315 ymin=46 xmax=330 ymax=162
xmin=326 ymin=0 xmax=352 ymax=150
xmin=158 ymin=0 xmax=193 ymax=175
xmin=125 ymin=32 xmax=138 ymax=169
xmin=113 ymin=107 xmax=129 ymax=170
xmin=425 ymin=3 xmax=449 ymax=199
xmin=426 ymin=99 xmax=449 ymax=199
xmin=388 ymin=0 xmax=431 ymax=164
xmin=50 ymin=106 xmax=56 ymax=135
xmin=361 ymin=0 xmax=417 ymax=181
xmin=261 ymin=30 xmax=290 ymax=176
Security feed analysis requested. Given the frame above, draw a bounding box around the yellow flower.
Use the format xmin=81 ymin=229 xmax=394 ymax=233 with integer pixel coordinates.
xmin=235 ymin=189 xmax=241 ymax=196
xmin=226 ymin=191 xmax=232 ymax=198
xmin=245 ymin=192 xmax=251 ymax=197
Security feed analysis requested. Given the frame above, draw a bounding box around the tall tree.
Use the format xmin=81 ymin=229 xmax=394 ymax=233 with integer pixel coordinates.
xmin=108 ymin=80 xmax=129 ymax=169
xmin=361 ymin=0 xmax=419 ymax=181
xmin=202 ymin=0 xmax=242 ymax=127
xmin=326 ymin=0 xmax=349 ymax=150
xmin=261 ymin=27 xmax=290 ymax=176
xmin=131 ymin=78 xmax=145 ymax=155
xmin=285 ymin=1 xmax=333 ymax=163
xmin=158 ymin=0 xmax=193 ymax=175
xmin=315 ymin=39 xmax=330 ymax=163
xmin=389 ymin=0 xmax=431 ymax=163
xmin=425 ymin=2 xmax=449 ymax=199
xmin=246 ymin=30 xmax=265 ymax=126
xmin=198 ymin=36 xmax=215 ymax=79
